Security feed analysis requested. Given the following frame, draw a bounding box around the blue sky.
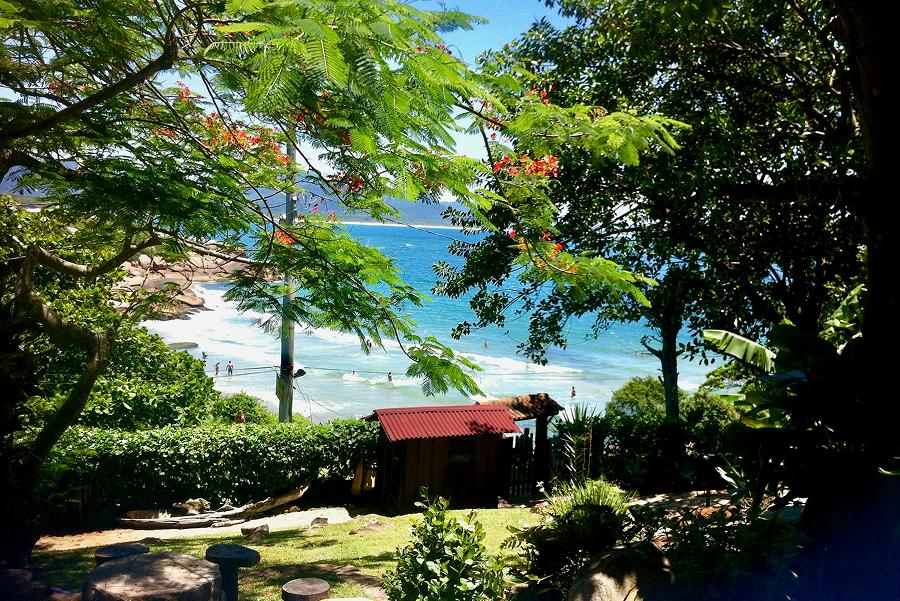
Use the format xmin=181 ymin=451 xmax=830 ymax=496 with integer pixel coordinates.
xmin=419 ymin=0 xmax=571 ymax=65
xmin=416 ymin=1 xmax=571 ymax=160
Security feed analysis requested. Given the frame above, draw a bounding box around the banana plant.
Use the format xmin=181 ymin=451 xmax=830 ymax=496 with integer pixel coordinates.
xmin=702 ymin=300 xmax=857 ymax=516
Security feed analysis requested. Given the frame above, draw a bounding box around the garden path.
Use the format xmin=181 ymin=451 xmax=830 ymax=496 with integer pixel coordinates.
xmin=37 ymin=507 xmax=352 ymax=551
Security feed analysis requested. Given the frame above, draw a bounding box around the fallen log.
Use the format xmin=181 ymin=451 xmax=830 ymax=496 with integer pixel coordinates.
xmin=117 ymin=484 xmax=308 ymax=529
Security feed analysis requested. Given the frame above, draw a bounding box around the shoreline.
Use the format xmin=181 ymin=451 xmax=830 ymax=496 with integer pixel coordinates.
xmin=342 ymin=220 xmax=463 ymax=231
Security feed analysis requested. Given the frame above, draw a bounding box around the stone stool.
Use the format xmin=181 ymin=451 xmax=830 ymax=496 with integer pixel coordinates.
xmin=281 ymin=577 xmax=330 ymax=601
xmin=205 ymin=543 xmax=260 ymax=601
xmin=94 ymin=543 xmax=150 ymax=566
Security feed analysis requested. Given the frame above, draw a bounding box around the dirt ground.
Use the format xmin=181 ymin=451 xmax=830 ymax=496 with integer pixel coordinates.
xmin=36 ymin=507 xmax=352 ymax=551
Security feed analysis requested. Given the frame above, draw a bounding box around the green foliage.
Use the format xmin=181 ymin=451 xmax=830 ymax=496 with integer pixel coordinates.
xmin=606 ymin=375 xmax=672 ymax=419
xmin=703 ymin=318 xmax=870 ymax=515
xmin=60 ymin=325 xmax=218 ymax=429
xmin=553 ymin=405 xmax=598 ymax=484
xmin=42 ymin=419 xmax=378 ymax=520
xmin=503 ymin=478 xmax=631 ymax=589
xmin=384 ymin=496 xmax=507 ymax=601
xmin=594 ymin=377 xmax=737 ymax=491
xmin=682 ymin=392 xmax=739 ymax=454
xmin=644 ymin=508 xmax=803 ymax=601
xmin=210 ymin=392 xmax=278 ymax=425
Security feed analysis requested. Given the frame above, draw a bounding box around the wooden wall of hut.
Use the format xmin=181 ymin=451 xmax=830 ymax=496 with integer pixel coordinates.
xmin=376 ymin=433 xmax=506 ymax=514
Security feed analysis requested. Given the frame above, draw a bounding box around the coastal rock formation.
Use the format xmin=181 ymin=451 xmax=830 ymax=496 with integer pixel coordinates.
xmin=114 ymin=248 xmax=248 ymax=319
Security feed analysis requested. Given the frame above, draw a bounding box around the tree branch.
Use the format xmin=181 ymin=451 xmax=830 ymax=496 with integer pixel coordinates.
xmin=0 ymin=44 xmax=178 ymax=142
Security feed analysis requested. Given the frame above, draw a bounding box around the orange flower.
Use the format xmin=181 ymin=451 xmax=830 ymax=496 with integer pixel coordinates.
xmin=274 ymin=230 xmax=295 ymax=245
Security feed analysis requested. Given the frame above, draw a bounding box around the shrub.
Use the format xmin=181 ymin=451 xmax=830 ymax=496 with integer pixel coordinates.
xmin=593 ymin=378 xmax=738 ymax=492
xmin=210 ymin=392 xmax=279 ymax=424
xmin=384 ymin=496 xmax=507 ymax=601
xmin=682 ymin=391 xmax=739 ymax=454
xmin=504 ymin=478 xmax=631 ymax=589
xmin=31 ymin=324 xmax=220 ymax=430
xmin=42 ymin=419 xmax=378 ymax=523
xmin=606 ymin=375 xmax=678 ymax=419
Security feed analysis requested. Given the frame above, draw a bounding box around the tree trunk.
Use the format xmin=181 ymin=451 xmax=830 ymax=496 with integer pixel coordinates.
xmin=648 ymin=268 xmax=687 ymax=420
xmin=659 ymin=315 xmax=681 ymax=420
xmin=1 ymin=337 xmax=112 ymax=568
xmin=801 ymin=3 xmax=900 ymax=597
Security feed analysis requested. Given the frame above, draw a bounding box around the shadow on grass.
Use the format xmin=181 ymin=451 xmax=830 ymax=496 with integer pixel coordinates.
xmin=31 ymin=547 xmax=96 ymax=593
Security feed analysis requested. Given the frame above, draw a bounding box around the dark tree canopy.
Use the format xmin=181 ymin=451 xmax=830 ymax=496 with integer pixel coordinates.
xmin=437 ymin=0 xmax=864 ymax=418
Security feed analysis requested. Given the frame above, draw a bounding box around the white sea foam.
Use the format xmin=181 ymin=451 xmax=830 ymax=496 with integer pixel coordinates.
xmin=461 ymin=352 xmax=582 ymax=374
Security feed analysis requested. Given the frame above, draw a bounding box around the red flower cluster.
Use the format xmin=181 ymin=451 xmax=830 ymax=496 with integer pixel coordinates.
xmin=493 ymin=154 xmax=559 ymax=178
xmin=175 ymin=81 xmax=201 ymax=100
xmin=525 ymin=89 xmax=550 ymax=104
xmin=151 ymin=127 xmax=176 ymax=137
xmin=274 ymin=229 xmax=296 ymax=245
xmin=416 ymin=44 xmax=452 ymax=55
xmin=522 ymin=155 xmax=559 ymax=177
xmin=198 ymin=112 xmax=291 ymax=166
xmin=493 ymin=155 xmax=511 ymax=173
xmin=347 ymin=176 xmax=364 ymax=193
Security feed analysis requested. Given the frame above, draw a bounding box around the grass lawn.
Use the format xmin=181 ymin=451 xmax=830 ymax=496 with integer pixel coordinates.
xmin=32 ymin=507 xmax=534 ymax=599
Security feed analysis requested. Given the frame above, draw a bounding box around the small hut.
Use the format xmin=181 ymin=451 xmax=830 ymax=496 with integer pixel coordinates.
xmin=478 ymin=393 xmax=563 ymax=488
xmin=366 ymin=405 xmax=520 ymax=514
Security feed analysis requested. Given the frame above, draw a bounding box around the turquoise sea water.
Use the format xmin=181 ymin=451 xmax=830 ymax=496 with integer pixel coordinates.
xmin=144 ymin=223 xmax=709 ymax=421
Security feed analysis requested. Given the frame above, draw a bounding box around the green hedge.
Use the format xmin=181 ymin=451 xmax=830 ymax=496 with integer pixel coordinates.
xmin=44 ymin=419 xmax=378 ymax=518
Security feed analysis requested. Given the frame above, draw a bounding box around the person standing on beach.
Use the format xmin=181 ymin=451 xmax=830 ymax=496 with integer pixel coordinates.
xmin=226 ymin=360 xmax=234 ymax=376
xmin=387 ymin=371 xmax=393 ymax=382
xmin=571 ymin=386 xmax=576 ymax=399
xmin=214 ymin=361 xmax=220 ymax=376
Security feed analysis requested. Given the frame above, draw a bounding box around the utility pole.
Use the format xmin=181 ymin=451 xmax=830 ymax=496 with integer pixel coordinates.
xmin=277 ymin=135 xmax=297 ymax=422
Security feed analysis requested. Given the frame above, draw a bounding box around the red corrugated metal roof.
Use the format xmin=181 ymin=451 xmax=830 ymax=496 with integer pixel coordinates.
xmin=368 ymin=405 xmax=521 ymax=442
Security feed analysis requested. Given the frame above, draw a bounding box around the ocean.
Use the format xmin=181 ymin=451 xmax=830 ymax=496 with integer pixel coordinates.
xmin=144 ymin=223 xmax=710 ymax=421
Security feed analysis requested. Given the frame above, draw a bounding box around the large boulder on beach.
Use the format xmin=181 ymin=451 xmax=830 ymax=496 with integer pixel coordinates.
xmin=567 ymin=541 xmax=674 ymax=601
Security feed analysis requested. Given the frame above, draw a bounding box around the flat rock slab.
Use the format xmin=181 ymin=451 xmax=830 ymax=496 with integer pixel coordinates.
xmin=282 ymin=577 xmax=330 ymax=601
xmin=83 ymin=553 xmax=221 ymax=601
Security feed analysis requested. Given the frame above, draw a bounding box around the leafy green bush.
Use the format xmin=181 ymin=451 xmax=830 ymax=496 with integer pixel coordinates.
xmin=594 ymin=377 xmax=738 ymax=492
xmin=504 ymin=478 xmax=631 ymax=589
xmin=682 ymin=391 xmax=739 ymax=454
xmin=31 ymin=324 xmax=220 ymax=430
xmin=42 ymin=419 xmax=378 ymax=521
xmin=210 ymin=392 xmax=279 ymax=424
xmin=385 ymin=496 xmax=507 ymax=601
xmin=605 ymin=375 xmax=677 ymax=419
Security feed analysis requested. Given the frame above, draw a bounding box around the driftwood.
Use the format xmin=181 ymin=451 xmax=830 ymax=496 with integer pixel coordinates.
xmin=117 ymin=484 xmax=308 ymax=529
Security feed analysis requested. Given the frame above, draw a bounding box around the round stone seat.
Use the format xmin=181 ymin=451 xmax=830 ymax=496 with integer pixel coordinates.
xmin=205 ymin=543 xmax=260 ymax=601
xmin=83 ymin=552 xmax=221 ymax=601
xmin=94 ymin=542 xmax=150 ymax=566
xmin=281 ymin=577 xmax=331 ymax=601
